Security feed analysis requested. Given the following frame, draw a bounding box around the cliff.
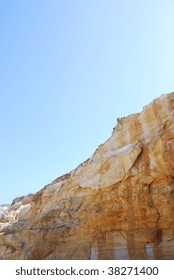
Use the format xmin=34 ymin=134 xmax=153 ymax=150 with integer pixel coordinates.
xmin=0 ymin=92 xmax=174 ymax=259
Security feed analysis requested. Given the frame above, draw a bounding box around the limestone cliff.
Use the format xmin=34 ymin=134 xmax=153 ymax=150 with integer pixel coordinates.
xmin=0 ymin=92 xmax=174 ymax=260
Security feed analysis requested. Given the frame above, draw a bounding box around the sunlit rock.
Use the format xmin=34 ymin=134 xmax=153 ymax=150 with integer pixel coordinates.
xmin=0 ymin=92 xmax=174 ymax=259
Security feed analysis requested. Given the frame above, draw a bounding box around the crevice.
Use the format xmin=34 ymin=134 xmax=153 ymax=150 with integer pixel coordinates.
xmin=26 ymin=224 xmax=71 ymax=231
xmin=148 ymin=183 xmax=162 ymax=245
xmin=154 ymin=205 xmax=161 ymax=228
xmin=148 ymin=183 xmax=161 ymax=228
xmin=119 ymin=231 xmax=126 ymax=240
xmin=167 ymin=237 xmax=174 ymax=242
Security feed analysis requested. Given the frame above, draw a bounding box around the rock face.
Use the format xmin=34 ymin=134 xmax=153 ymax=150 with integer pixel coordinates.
xmin=0 ymin=92 xmax=174 ymax=260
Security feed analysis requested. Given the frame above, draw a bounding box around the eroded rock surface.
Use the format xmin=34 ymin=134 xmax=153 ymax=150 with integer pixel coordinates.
xmin=1 ymin=92 xmax=174 ymax=259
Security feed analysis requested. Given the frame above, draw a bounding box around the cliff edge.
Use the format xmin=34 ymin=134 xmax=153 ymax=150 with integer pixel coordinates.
xmin=0 ymin=92 xmax=174 ymax=259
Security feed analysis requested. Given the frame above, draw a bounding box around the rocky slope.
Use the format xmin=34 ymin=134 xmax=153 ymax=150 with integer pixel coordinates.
xmin=0 ymin=92 xmax=174 ymax=260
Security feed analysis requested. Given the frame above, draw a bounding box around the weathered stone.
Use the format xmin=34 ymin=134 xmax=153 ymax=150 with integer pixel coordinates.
xmin=0 ymin=92 xmax=174 ymax=259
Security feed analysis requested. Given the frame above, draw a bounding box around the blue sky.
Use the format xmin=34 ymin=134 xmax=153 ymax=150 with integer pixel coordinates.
xmin=0 ymin=0 xmax=174 ymax=203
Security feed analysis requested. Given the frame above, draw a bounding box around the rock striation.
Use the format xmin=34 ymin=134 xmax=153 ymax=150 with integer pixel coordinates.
xmin=0 ymin=92 xmax=174 ymax=259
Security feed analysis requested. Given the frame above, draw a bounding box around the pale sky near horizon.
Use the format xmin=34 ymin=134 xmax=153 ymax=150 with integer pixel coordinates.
xmin=1 ymin=0 xmax=174 ymax=203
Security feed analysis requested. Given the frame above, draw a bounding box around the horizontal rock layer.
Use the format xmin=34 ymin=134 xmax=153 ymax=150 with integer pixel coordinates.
xmin=0 ymin=92 xmax=174 ymax=259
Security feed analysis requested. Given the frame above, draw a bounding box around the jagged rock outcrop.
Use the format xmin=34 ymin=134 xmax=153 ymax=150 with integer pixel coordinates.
xmin=0 ymin=92 xmax=174 ymax=260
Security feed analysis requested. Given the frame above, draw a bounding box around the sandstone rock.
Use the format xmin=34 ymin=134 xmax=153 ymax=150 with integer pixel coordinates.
xmin=0 ymin=92 xmax=174 ymax=259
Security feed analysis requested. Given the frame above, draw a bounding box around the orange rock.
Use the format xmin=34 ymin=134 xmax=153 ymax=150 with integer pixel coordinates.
xmin=0 ymin=92 xmax=174 ymax=259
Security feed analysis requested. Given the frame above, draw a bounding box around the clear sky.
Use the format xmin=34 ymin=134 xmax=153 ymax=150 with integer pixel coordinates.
xmin=0 ymin=0 xmax=174 ymax=203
